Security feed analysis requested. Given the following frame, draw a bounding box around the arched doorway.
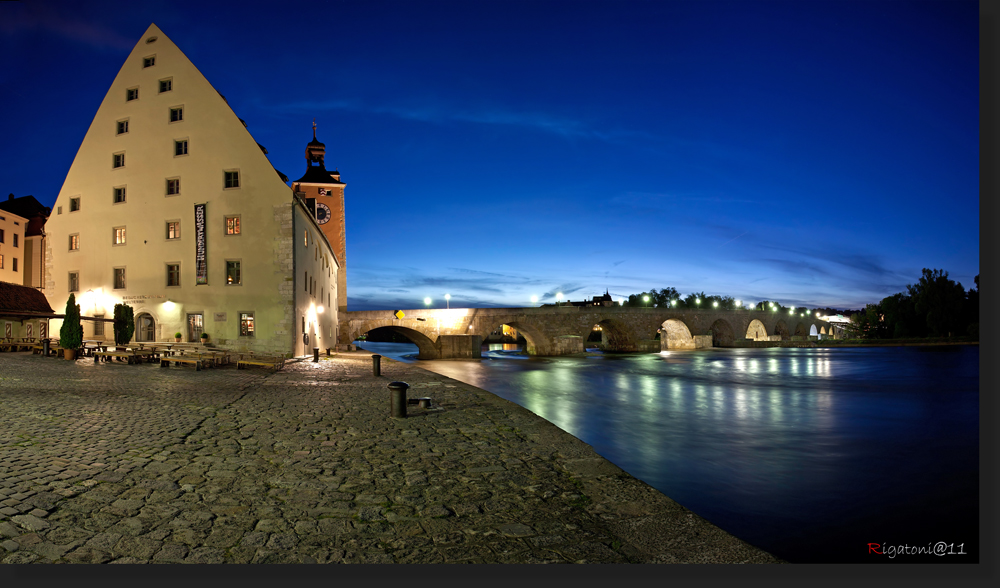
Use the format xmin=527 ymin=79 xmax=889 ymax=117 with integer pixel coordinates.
xmin=136 ymin=313 xmax=155 ymax=342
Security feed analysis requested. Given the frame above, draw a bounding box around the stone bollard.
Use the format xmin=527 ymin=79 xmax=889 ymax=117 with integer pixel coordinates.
xmin=388 ymin=381 xmax=409 ymax=418
xmin=313 ymin=347 xmax=319 ymax=362
xmin=372 ymin=354 xmax=382 ymax=377
xmin=42 ymin=339 xmax=49 ymax=357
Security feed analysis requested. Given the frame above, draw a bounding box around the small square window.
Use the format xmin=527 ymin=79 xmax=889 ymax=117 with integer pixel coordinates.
xmin=69 ymin=234 xmax=79 ymax=251
xmin=70 ymin=197 xmax=81 ymax=212
xmin=226 ymin=260 xmax=241 ymax=285
xmin=159 ymin=79 xmax=172 ymax=93
xmin=175 ymin=140 xmax=188 ymax=156
xmin=57 ymin=206 xmax=62 ymax=215
xmin=166 ymin=178 xmax=180 ymax=195
xmin=69 ymin=272 xmax=79 ymax=293
xmin=224 ymin=170 xmax=240 ymax=189
xmin=170 ymin=107 xmax=184 ymax=122
xmin=167 ymin=264 xmax=180 ymax=287
xmin=117 ymin=119 xmax=129 ymax=135
xmin=113 ymin=227 xmax=126 ymax=245
xmin=143 ymin=56 xmax=155 ymax=68
xmin=126 ymin=87 xmax=139 ymax=101
xmin=114 ymin=267 xmax=126 ymax=290
xmin=114 ymin=186 xmax=126 ymax=204
xmin=166 ymin=221 xmax=180 ymax=240
xmin=240 ymin=312 xmax=255 ymax=337
xmin=113 ymin=152 xmax=125 ymax=168
xmin=225 ymin=216 xmax=241 ymax=235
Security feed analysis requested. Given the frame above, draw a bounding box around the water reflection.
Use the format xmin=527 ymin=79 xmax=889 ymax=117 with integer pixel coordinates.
xmin=357 ymin=342 xmax=978 ymax=563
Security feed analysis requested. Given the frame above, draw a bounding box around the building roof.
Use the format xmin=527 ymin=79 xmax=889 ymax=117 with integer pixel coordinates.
xmin=0 ymin=194 xmax=51 ymax=237
xmin=0 ymin=281 xmax=54 ymax=314
xmin=294 ymin=164 xmax=345 ymax=185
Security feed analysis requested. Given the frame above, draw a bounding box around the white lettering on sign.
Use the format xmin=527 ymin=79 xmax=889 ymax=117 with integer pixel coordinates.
xmin=195 ymin=203 xmax=207 ymax=284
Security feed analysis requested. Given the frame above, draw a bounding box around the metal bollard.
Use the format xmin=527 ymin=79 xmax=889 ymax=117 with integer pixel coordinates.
xmin=42 ymin=339 xmax=50 ymax=357
xmin=372 ymin=354 xmax=382 ymax=377
xmin=388 ymin=381 xmax=409 ymax=418
xmin=313 ymin=347 xmax=319 ymax=362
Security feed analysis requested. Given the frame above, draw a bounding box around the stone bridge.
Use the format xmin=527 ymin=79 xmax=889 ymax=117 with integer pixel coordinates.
xmin=340 ymin=306 xmax=839 ymax=359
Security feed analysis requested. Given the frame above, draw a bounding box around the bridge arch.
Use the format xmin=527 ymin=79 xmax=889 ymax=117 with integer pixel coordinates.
xmin=582 ymin=318 xmax=637 ymax=352
xmin=774 ymin=319 xmax=790 ymax=341
xmin=746 ymin=319 xmax=768 ymax=341
xmin=479 ymin=318 xmax=550 ymax=356
xmin=794 ymin=322 xmax=809 ymax=337
xmin=661 ymin=318 xmax=696 ymax=350
xmin=358 ymin=326 xmax=439 ymax=359
xmin=710 ymin=318 xmax=736 ymax=347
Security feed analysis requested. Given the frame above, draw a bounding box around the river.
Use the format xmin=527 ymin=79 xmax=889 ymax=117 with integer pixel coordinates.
xmin=355 ymin=341 xmax=979 ymax=563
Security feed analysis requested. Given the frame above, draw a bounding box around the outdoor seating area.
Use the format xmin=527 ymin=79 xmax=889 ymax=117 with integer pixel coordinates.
xmin=1 ymin=337 xmax=40 ymax=353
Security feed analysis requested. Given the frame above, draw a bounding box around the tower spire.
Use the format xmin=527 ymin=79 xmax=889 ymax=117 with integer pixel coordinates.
xmin=312 ymin=118 xmax=317 ymax=141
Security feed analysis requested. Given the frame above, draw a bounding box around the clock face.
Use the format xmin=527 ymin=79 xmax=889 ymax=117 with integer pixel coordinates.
xmin=316 ymin=202 xmax=332 ymax=224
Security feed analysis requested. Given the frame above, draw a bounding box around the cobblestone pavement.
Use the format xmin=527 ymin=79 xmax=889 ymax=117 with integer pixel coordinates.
xmin=0 ymin=351 xmax=781 ymax=564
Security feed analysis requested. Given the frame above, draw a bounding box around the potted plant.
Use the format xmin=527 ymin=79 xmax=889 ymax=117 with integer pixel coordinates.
xmin=174 ymin=332 xmax=183 ymax=342
xmin=113 ymin=303 xmax=134 ymax=350
xmin=200 ymin=332 xmax=209 ymax=344
xmin=59 ymin=294 xmax=84 ymax=360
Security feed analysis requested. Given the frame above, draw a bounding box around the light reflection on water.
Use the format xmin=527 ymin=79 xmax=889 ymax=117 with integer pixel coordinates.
xmin=355 ymin=342 xmax=979 ymax=563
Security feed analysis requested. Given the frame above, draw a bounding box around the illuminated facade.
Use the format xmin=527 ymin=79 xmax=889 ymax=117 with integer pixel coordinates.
xmin=44 ymin=24 xmax=339 ymax=356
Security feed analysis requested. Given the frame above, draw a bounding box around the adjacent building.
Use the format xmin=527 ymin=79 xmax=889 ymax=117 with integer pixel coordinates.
xmin=44 ymin=23 xmax=341 ymax=356
xmin=0 ymin=208 xmax=27 ymax=286
xmin=0 ymin=194 xmax=51 ymax=290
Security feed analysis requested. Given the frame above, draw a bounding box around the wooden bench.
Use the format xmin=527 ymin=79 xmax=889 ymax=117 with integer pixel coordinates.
xmin=160 ymin=355 xmax=209 ymax=370
xmin=236 ymin=354 xmax=285 ymax=371
xmin=94 ymin=350 xmax=140 ymax=364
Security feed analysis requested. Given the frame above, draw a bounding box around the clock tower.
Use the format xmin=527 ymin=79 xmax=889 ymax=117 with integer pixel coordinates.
xmin=292 ymin=121 xmax=348 ymax=312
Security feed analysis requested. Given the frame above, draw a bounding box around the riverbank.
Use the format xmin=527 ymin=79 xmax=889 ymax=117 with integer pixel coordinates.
xmin=0 ymin=350 xmax=781 ymax=564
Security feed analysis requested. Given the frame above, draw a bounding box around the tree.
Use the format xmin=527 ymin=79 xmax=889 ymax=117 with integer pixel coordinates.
xmin=878 ymin=292 xmax=918 ymax=339
xmin=59 ymin=294 xmax=84 ymax=350
xmin=848 ymin=304 xmax=882 ymax=339
xmin=113 ymin=303 xmax=135 ymax=346
xmin=907 ymin=269 xmax=966 ymax=337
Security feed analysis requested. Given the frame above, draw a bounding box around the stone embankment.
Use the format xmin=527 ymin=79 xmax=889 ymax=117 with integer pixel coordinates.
xmin=0 ymin=350 xmax=781 ymax=564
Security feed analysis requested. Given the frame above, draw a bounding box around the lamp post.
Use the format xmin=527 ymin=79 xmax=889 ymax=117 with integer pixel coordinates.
xmin=424 ymin=297 xmax=432 ymax=307
xmin=556 ymin=292 xmax=562 ymax=306
xmin=530 ymin=295 xmax=538 ymax=305
xmin=445 ymin=294 xmax=450 ymax=309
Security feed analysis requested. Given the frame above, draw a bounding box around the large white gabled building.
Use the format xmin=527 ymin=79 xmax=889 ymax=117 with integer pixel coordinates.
xmin=45 ymin=23 xmax=343 ymax=357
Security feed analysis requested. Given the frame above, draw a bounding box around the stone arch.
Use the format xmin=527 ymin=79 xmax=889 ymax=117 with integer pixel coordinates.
xmin=357 ymin=325 xmax=438 ymax=359
xmin=479 ymin=318 xmax=550 ymax=356
xmin=773 ymin=320 xmax=790 ymax=341
xmin=820 ymin=326 xmax=827 ymax=335
xmin=810 ymin=324 xmax=819 ymax=337
xmin=581 ymin=318 xmax=637 ymax=352
xmin=661 ymin=318 xmax=696 ymax=350
xmin=746 ymin=319 xmax=768 ymax=341
xmin=135 ymin=312 xmax=156 ymax=342
xmin=794 ymin=322 xmax=809 ymax=337
xmin=710 ymin=318 xmax=736 ymax=347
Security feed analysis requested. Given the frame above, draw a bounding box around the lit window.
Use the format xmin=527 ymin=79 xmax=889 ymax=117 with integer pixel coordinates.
xmin=68 ymin=272 xmax=79 ymax=293
xmin=166 ymin=178 xmax=180 ymax=195
xmin=167 ymin=264 xmax=180 ymax=287
xmin=225 ymin=216 xmax=240 ymax=235
xmin=226 ymin=260 xmax=241 ymax=285
xmin=159 ymin=79 xmax=172 ymax=93
xmin=113 ymin=152 xmax=125 ymax=168
xmin=117 ymin=119 xmax=129 ymax=135
xmin=143 ymin=56 xmax=155 ymax=68
xmin=174 ymin=140 xmax=188 ymax=156
xmin=224 ymin=170 xmax=240 ymax=189
xmin=114 ymin=186 xmax=126 ymax=204
xmin=240 ymin=312 xmax=255 ymax=337
xmin=70 ymin=197 xmax=81 ymax=212
xmin=69 ymin=234 xmax=79 ymax=251
xmin=170 ymin=107 xmax=183 ymax=122
xmin=113 ymin=227 xmax=126 ymax=245
xmin=0 ymin=254 xmax=3 ymax=269
xmin=304 ymin=230 xmax=308 ymax=246
xmin=114 ymin=267 xmax=126 ymax=290
xmin=166 ymin=221 xmax=180 ymax=239
xmin=126 ymin=87 xmax=138 ymax=101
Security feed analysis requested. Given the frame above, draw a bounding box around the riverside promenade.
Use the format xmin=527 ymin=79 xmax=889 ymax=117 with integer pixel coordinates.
xmin=0 ymin=350 xmax=781 ymax=564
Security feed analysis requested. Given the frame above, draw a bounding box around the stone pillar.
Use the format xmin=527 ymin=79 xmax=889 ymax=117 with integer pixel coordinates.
xmin=435 ymin=335 xmax=483 ymax=359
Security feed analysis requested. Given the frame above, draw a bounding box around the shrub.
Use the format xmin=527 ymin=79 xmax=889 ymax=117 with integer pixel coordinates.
xmin=59 ymin=294 xmax=84 ymax=350
xmin=113 ymin=303 xmax=134 ymax=345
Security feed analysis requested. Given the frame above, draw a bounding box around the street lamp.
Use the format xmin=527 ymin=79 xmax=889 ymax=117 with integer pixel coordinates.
xmin=695 ymin=298 xmax=701 ymax=306
xmin=671 ymin=299 xmax=678 ymax=307
xmin=530 ymin=295 xmax=538 ymax=304
xmin=713 ymin=301 xmax=718 ymax=308
xmin=643 ymin=295 xmax=650 ymax=305
xmin=424 ymin=297 xmax=432 ymax=306
xmin=736 ymin=300 xmax=742 ymax=308
xmin=556 ymin=292 xmax=563 ymax=306
xmin=445 ymin=293 xmax=451 ymax=309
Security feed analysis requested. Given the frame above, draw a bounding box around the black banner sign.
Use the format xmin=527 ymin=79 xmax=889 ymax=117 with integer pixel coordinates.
xmin=195 ymin=203 xmax=207 ymax=284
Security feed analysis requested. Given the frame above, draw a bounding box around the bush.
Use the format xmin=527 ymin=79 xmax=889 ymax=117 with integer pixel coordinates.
xmin=59 ymin=294 xmax=84 ymax=350
xmin=174 ymin=332 xmax=182 ymax=338
xmin=113 ymin=303 xmax=134 ymax=345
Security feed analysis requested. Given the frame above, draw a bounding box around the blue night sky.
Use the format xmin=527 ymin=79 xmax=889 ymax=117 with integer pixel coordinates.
xmin=0 ymin=0 xmax=979 ymax=312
